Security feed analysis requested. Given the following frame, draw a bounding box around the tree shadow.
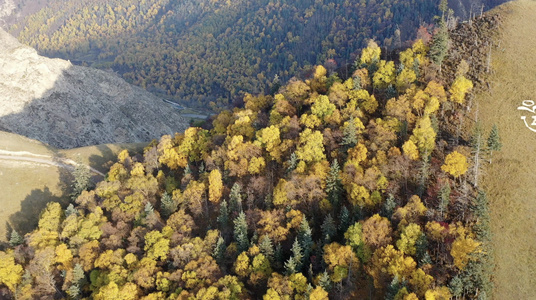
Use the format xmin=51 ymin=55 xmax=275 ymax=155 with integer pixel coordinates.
xmin=7 ymin=186 xmax=69 ymax=239
xmin=88 ymin=144 xmax=115 ymax=173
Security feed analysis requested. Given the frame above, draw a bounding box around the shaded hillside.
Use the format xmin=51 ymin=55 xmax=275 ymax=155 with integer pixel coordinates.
xmin=0 ymin=29 xmax=188 ymax=149
xmin=0 ymin=0 xmax=507 ymax=109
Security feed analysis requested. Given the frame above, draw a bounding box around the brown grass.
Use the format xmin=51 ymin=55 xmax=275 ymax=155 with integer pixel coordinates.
xmin=476 ymin=1 xmax=536 ymax=298
xmin=0 ymin=131 xmax=145 ymax=243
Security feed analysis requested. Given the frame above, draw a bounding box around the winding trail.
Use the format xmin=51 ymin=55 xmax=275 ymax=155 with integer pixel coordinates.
xmin=0 ymin=150 xmax=105 ymax=177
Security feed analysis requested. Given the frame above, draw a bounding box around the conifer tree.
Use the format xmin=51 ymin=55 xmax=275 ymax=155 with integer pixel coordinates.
xmin=429 ymin=10 xmax=449 ymax=69
xmin=487 ymin=124 xmax=502 ymax=163
xmin=287 ymin=152 xmax=298 ymax=174
xmin=65 ymin=203 xmax=78 ymax=217
xmin=259 ymin=235 xmax=275 ymax=262
xmin=341 ymin=117 xmax=358 ymax=148
xmin=321 ymin=214 xmax=337 ymax=243
xmin=230 ymin=183 xmax=243 ymax=213
xmin=213 ymin=236 xmax=226 ymax=264
xmin=9 ymin=230 xmax=23 ymax=247
xmin=290 ymin=238 xmax=304 ymax=271
xmin=160 ymin=192 xmax=177 ymax=218
xmin=338 ymin=206 xmax=351 ymax=234
xmin=318 ymin=270 xmax=332 ymax=292
xmin=325 ymin=159 xmax=342 ymax=206
xmin=218 ymin=200 xmax=230 ymax=230
xmin=71 ymin=158 xmax=92 ymax=200
xmin=382 ymin=194 xmax=396 ymax=220
xmin=234 ymin=211 xmax=249 ymax=252
xmin=298 ymin=219 xmax=313 ymax=266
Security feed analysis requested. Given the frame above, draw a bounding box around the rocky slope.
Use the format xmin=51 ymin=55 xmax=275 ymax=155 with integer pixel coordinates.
xmin=0 ymin=28 xmax=188 ymax=148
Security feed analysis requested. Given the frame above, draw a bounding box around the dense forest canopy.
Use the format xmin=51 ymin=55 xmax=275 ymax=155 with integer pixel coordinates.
xmin=8 ymin=0 xmax=447 ymax=109
xmin=0 ymin=19 xmax=500 ymax=297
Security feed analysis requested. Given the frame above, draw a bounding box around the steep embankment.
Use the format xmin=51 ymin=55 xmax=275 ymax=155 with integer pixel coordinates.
xmin=477 ymin=1 xmax=536 ymax=298
xmin=0 ymin=28 xmax=188 ymax=149
xmin=0 ymin=130 xmax=144 ymax=243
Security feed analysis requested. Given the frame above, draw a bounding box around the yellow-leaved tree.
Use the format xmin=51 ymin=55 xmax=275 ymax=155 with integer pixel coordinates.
xmin=449 ymin=76 xmax=473 ymax=104
xmin=0 ymin=251 xmax=23 ymax=292
xmin=208 ymin=169 xmax=223 ymax=204
xmin=441 ymin=151 xmax=468 ymax=178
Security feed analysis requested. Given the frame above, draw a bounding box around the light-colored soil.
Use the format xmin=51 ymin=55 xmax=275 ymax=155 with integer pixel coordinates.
xmin=477 ymin=1 xmax=536 ymax=298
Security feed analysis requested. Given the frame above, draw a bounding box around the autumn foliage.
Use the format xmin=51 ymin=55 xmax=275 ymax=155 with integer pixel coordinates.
xmin=0 ymin=37 xmax=492 ymax=299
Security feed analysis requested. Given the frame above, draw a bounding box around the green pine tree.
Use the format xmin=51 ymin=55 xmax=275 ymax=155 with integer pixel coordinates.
xmin=230 ymin=183 xmax=243 ymax=213
xmin=321 ymin=214 xmax=337 ymax=244
xmin=298 ymin=218 xmax=313 ymax=264
xmin=259 ymin=235 xmax=275 ymax=262
xmin=217 ymin=199 xmax=230 ymax=230
xmin=234 ymin=211 xmax=249 ymax=252
xmin=9 ymin=230 xmax=23 ymax=247
xmin=326 ymin=159 xmax=342 ymax=206
xmin=487 ymin=124 xmax=502 ymax=163
xmin=160 ymin=192 xmax=177 ymax=218
xmin=213 ymin=236 xmax=226 ymax=264
xmin=341 ymin=117 xmax=358 ymax=148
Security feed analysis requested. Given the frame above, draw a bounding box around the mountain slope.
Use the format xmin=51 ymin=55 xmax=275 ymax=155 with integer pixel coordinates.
xmin=475 ymin=1 xmax=536 ymax=298
xmin=0 ymin=0 xmax=507 ymax=109
xmin=0 ymin=29 xmax=188 ymax=149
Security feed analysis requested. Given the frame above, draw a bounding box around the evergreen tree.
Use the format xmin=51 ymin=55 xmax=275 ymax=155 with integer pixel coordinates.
xmin=341 ymin=117 xmax=358 ymax=148
xmin=9 ymin=230 xmax=23 ymax=247
xmin=338 ymin=206 xmax=351 ymax=234
xmin=65 ymin=203 xmax=78 ymax=217
xmin=471 ymin=191 xmax=491 ymax=242
xmin=287 ymin=152 xmax=298 ymax=174
xmin=71 ymin=158 xmax=91 ymax=200
xmin=213 ymin=236 xmax=226 ymax=264
xmin=286 ymin=238 xmax=304 ymax=273
xmin=234 ymin=211 xmax=249 ymax=252
xmin=381 ymin=194 xmax=396 ymax=220
xmin=385 ymin=276 xmax=403 ymax=300
xmin=298 ymin=217 xmax=314 ymax=265
xmin=217 ymin=200 xmax=230 ymax=230
xmin=321 ymin=214 xmax=337 ymax=243
xmin=325 ymin=159 xmax=342 ymax=206
xmin=144 ymin=202 xmax=154 ymax=216
xmin=160 ymin=192 xmax=177 ymax=218
xmin=429 ymin=20 xmax=449 ymax=68
xmin=259 ymin=235 xmax=275 ymax=262
xmin=487 ymin=124 xmax=502 ymax=163
xmin=229 ymin=183 xmax=243 ymax=213
xmin=318 ymin=270 xmax=332 ymax=292
xmin=284 ymin=257 xmax=298 ymax=275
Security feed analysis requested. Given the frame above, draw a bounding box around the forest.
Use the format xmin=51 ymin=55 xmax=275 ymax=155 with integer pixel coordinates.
xmin=0 ymin=11 xmax=502 ymax=298
xmin=9 ymin=0 xmax=443 ymax=109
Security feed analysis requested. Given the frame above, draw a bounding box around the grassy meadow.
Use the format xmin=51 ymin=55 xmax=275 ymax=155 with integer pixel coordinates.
xmin=476 ymin=1 xmax=536 ymax=298
xmin=0 ymin=131 xmax=145 ymax=244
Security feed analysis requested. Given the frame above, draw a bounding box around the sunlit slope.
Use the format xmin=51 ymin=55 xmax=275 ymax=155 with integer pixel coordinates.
xmin=477 ymin=1 xmax=536 ymax=298
xmin=0 ymin=131 xmax=144 ymax=242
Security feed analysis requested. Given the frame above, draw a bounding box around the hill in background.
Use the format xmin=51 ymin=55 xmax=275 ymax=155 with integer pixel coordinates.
xmin=0 ymin=0 xmax=509 ymax=109
xmin=0 ymin=28 xmax=188 ymax=149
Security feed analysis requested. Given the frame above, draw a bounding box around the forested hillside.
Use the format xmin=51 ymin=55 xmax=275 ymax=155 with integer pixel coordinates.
xmin=5 ymin=0 xmax=447 ymax=109
xmin=0 ymin=25 xmax=498 ymax=298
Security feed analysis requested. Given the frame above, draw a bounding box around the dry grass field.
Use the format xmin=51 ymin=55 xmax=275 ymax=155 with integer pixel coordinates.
xmin=0 ymin=131 xmax=145 ymax=243
xmin=476 ymin=1 xmax=536 ymax=298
